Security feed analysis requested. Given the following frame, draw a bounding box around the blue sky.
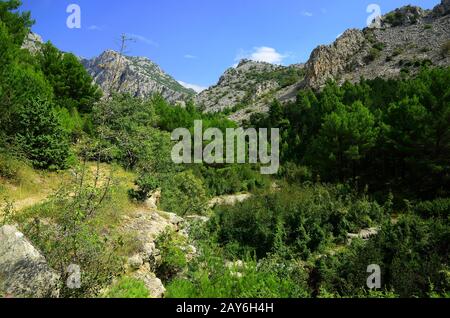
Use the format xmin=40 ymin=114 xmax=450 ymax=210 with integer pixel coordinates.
xmin=22 ymin=0 xmax=440 ymax=91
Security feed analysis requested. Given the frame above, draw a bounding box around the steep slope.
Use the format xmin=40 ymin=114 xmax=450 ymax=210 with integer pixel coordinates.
xmin=82 ymin=50 xmax=195 ymax=104
xmin=195 ymin=59 xmax=305 ymax=113
xmin=204 ymin=0 xmax=450 ymax=121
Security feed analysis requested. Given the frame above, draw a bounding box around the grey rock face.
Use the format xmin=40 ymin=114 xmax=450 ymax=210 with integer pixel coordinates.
xmin=304 ymin=29 xmax=366 ymax=89
xmin=0 ymin=225 xmax=60 ymax=298
xmin=82 ymin=50 xmax=195 ymax=104
xmin=21 ymin=32 xmax=43 ymax=54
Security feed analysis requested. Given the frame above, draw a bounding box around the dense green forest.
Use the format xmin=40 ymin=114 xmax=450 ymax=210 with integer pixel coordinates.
xmin=0 ymin=0 xmax=449 ymax=298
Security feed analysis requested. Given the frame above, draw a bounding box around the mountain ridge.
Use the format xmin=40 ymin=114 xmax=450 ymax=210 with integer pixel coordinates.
xmin=198 ymin=0 xmax=450 ymax=121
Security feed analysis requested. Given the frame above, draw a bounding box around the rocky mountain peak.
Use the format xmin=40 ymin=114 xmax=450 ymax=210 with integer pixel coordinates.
xmin=82 ymin=50 xmax=195 ymax=103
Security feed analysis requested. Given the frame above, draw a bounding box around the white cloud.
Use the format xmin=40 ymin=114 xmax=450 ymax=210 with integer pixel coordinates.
xmin=126 ymin=33 xmax=159 ymax=47
xmin=301 ymin=11 xmax=313 ymax=17
xmin=184 ymin=54 xmax=197 ymax=59
xmin=235 ymin=47 xmax=287 ymax=65
xmin=88 ymin=25 xmax=104 ymax=31
xmin=178 ymin=81 xmax=207 ymax=93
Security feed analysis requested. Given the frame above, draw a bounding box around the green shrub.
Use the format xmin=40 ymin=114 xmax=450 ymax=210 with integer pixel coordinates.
xmin=155 ymin=229 xmax=188 ymax=281
xmin=366 ymin=48 xmax=382 ymax=62
xmin=15 ymin=98 xmax=70 ymax=170
xmin=129 ymin=173 xmax=159 ymax=201
xmin=166 ymin=243 xmax=310 ymax=298
xmin=15 ymin=165 xmax=127 ymax=297
xmin=160 ymin=170 xmax=208 ymax=216
xmin=104 ymin=277 xmax=149 ymax=298
xmin=414 ymin=198 xmax=450 ymax=219
xmin=211 ymin=184 xmax=387 ymax=259
xmin=373 ymin=42 xmax=385 ymax=51
xmin=279 ymin=162 xmax=312 ymax=183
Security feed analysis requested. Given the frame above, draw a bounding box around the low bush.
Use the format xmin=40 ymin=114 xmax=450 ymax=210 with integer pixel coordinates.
xmin=159 ymin=170 xmax=208 ymax=216
xmin=155 ymin=229 xmax=188 ymax=281
xmin=165 ymin=242 xmax=310 ymax=298
xmin=104 ymin=276 xmax=149 ymax=298
xmin=211 ymin=184 xmax=388 ymax=259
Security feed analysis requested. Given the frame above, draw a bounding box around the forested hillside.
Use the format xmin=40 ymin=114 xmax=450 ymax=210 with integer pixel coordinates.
xmin=0 ymin=0 xmax=449 ymax=299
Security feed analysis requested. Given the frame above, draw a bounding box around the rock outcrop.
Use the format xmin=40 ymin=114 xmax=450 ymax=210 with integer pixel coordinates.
xmin=82 ymin=50 xmax=195 ymax=104
xmin=0 ymin=225 xmax=60 ymax=298
xmin=121 ymin=209 xmax=186 ymax=298
xmin=21 ymin=32 xmax=43 ymax=54
xmin=303 ymin=29 xmax=366 ymax=89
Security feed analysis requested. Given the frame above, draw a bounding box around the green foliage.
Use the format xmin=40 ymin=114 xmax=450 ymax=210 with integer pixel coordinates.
xmin=104 ymin=277 xmax=149 ymax=298
xmin=195 ymin=164 xmax=266 ymax=196
xmin=0 ymin=151 xmax=22 ymax=180
xmin=38 ymin=42 xmax=101 ymax=113
xmin=308 ymin=101 xmax=379 ymax=180
xmin=384 ymin=11 xmax=405 ymax=27
xmin=211 ymin=184 xmax=387 ymax=259
xmin=366 ymin=47 xmax=382 ymax=62
xmin=245 ymin=66 xmax=305 ymax=89
xmin=251 ymin=67 xmax=450 ymax=199
xmin=318 ymin=211 xmax=449 ymax=297
xmin=14 ymin=164 xmax=127 ymax=297
xmin=392 ymin=47 xmax=404 ymax=57
xmin=0 ymin=0 xmax=33 ymax=45
xmin=89 ymin=94 xmax=161 ymax=169
xmin=128 ymin=173 xmax=159 ymax=201
xmin=155 ymin=229 xmax=188 ymax=281
xmin=166 ymin=242 xmax=310 ymax=298
xmin=159 ymin=170 xmax=208 ymax=216
xmin=14 ymin=98 xmax=70 ymax=170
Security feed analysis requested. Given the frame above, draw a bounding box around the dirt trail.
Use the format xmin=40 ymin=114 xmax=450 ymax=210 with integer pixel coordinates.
xmin=0 ymin=194 xmax=49 ymax=215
